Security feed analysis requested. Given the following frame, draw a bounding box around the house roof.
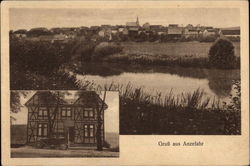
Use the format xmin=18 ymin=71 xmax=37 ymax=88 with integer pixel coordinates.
xmin=25 ymin=91 xmax=108 ymax=110
xmin=128 ymin=27 xmax=139 ymax=31
xmin=221 ymin=29 xmax=240 ymax=35
xmin=74 ymin=91 xmax=108 ymax=110
xmin=25 ymin=91 xmax=69 ymax=106
xmin=206 ymin=29 xmax=216 ymax=32
xmin=126 ymin=22 xmax=138 ymax=27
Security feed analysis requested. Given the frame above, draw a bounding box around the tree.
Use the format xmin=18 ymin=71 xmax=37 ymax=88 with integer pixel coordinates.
xmin=10 ymin=91 xmax=29 ymax=124
xmin=76 ymin=90 xmax=107 ymax=151
xmin=208 ymin=38 xmax=236 ymax=69
xmin=38 ymin=91 xmax=70 ymax=139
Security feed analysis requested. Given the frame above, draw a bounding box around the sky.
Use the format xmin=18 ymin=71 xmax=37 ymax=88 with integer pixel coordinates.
xmin=9 ymin=8 xmax=240 ymax=30
xmin=11 ymin=91 xmax=119 ymax=134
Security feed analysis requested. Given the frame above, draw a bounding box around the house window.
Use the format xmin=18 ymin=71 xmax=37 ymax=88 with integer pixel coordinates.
xmin=38 ymin=123 xmax=48 ymax=137
xmin=38 ymin=107 xmax=48 ymax=117
xmin=89 ymin=125 xmax=94 ymax=137
xmin=83 ymin=108 xmax=94 ymax=118
xmin=83 ymin=124 xmax=95 ymax=138
xmin=61 ymin=107 xmax=72 ymax=117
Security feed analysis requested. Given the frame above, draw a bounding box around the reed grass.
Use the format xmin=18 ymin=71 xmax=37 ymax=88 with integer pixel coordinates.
xmin=97 ymin=82 xmax=240 ymax=135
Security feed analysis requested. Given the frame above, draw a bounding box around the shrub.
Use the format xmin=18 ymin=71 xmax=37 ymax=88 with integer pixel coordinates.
xmin=208 ymin=38 xmax=237 ymax=69
xmin=10 ymin=39 xmax=73 ymax=75
xmin=92 ymin=42 xmax=123 ymax=60
xmin=108 ymin=146 xmax=119 ymax=152
xmin=103 ymin=140 xmax=111 ymax=148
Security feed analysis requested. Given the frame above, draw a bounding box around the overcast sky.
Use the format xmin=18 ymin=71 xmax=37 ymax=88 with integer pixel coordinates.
xmin=11 ymin=91 xmax=119 ymax=134
xmin=10 ymin=8 xmax=240 ymax=30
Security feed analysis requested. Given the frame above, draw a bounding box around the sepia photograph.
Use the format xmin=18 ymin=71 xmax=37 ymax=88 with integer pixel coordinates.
xmin=9 ymin=7 xmax=241 ymax=135
xmin=1 ymin=1 xmax=249 ymax=165
xmin=10 ymin=90 xmax=119 ymax=157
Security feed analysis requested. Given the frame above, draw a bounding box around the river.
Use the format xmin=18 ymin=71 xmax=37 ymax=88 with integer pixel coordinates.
xmin=73 ymin=62 xmax=240 ymax=103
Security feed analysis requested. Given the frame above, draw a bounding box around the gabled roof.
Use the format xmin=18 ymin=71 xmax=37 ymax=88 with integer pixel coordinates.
xmin=126 ymin=22 xmax=138 ymax=27
xmin=128 ymin=27 xmax=139 ymax=31
xmin=25 ymin=91 xmax=68 ymax=106
xmin=25 ymin=91 xmax=108 ymax=110
xmin=74 ymin=91 xmax=108 ymax=110
xmin=205 ymin=29 xmax=216 ymax=32
xmin=221 ymin=29 xmax=240 ymax=35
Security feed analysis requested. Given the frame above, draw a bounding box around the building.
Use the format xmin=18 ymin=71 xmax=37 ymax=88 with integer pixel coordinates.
xmin=167 ymin=24 xmax=183 ymax=38
xmin=53 ymin=33 xmax=67 ymax=42
xmin=202 ymin=29 xmax=216 ymax=37
xmin=183 ymin=29 xmax=199 ymax=39
xmin=126 ymin=16 xmax=140 ymax=27
xmin=219 ymin=28 xmax=240 ymax=38
xmin=25 ymin=91 xmax=108 ymax=147
xmin=13 ymin=29 xmax=27 ymax=38
xmin=142 ymin=22 xmax=150 ymax=31
xmin=150 ymin=25 xmax=166 ymax=35
xmin=126 ymin=17 xmax=140 ymax=37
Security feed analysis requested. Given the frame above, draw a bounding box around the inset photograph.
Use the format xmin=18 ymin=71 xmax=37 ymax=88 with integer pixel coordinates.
xmin=10 ymin=90 xmax=119 ymax=157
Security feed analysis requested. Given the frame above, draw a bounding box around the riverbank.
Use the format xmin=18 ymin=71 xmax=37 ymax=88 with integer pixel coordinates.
xmin=94 ymin=81 xmax=241 ymax=135
xmin=97 ymin=41 xmax=241 ymax=69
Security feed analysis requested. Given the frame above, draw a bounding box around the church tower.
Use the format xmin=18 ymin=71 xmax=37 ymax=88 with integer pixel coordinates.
xmin=136 ymin=16 xmax=139 ymax=26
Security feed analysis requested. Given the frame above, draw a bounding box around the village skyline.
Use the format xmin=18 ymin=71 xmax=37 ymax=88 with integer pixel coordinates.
xmin=10 ymin=8 xmax=240 ymax=31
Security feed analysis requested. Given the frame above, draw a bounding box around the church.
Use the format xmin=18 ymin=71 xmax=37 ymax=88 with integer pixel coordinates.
xmin=126 ymin=17 xmax=140 ymax=37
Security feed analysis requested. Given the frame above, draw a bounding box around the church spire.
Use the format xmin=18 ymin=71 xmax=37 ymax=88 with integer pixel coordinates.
xmin=136 ymin=16 xmax=139 ymax=26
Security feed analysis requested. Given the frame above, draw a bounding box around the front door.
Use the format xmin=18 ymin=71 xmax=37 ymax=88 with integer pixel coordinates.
xmin=69 ymin=127 xmax=74 ymax=143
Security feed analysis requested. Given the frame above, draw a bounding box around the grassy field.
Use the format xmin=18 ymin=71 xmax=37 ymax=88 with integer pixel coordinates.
xmin=103 ymin=41 xmax=240 ymax=68
xmin=120 ymin=41 xmax=240 ymax=57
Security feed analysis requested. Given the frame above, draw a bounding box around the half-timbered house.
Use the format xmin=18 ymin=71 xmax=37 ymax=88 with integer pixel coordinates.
xmin=25 ymin=91 xmax=108 ymax=147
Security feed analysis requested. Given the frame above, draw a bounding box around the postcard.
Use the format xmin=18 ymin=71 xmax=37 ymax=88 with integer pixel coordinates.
xmin=1 ymin=1 xmax=249 ymax=165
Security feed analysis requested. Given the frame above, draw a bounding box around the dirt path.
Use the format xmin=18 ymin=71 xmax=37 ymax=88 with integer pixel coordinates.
xmin=11 ymin=146 xmax=119 ymax=158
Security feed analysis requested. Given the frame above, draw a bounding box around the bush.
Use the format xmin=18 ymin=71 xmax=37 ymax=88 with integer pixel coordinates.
xmin=92 ymin=42 xmax=123 ymax=60
xmin=108 ymin=146 xmax=119 ymax=152
xmin=10 ymin=39 xmax=73 ymax=75
xmin=103 ymin=140 xmax=111 ymax=148
xmin=209 ymin=38 xmax=237 ymax=69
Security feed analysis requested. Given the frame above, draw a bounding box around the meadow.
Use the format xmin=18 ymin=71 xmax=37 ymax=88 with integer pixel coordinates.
xmin=120 ymin=41 xmax=240 ymax=58
xmin=103 ymin=41 xmax=240 ymax=68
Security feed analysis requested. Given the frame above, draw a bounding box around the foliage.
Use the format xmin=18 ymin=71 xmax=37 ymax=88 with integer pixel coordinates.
xmin=10 ymin=39 xmax=74 ymax=75
xmin=10 ymin=91 xmax=29 ymax=113
xmin=108 ymin=146 xmax=119 ymax=152
xmin=27 ymin=28 xmax=51 ymax=37
xmin=222 ymin=79 xmax=241 ymax=134
xmin=209 ymin=38 xmax=237 ymax=69
xmin=10 ymin=91 xmax=29 ymax=124
xmin=96 ymin=82 xmax=241 ymax=135
xmin=103 ymin=140 xmax=111 ymax=148
xmin=92 ymin=42 xmax=123 ymax=60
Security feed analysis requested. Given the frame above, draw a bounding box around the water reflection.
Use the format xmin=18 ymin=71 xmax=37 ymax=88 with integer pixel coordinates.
xmin=74 ymin=62 xmax=240 ymax=99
